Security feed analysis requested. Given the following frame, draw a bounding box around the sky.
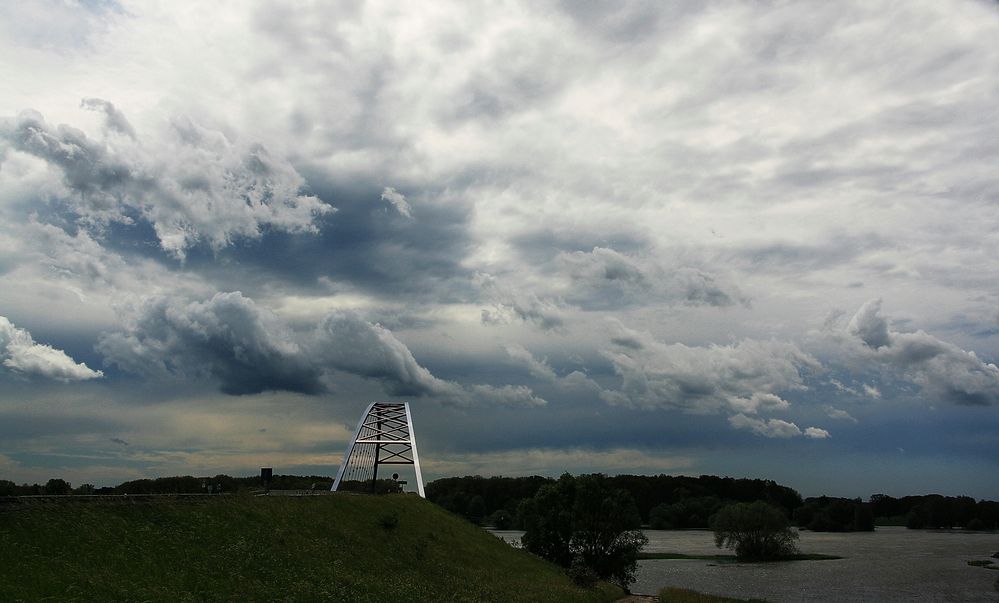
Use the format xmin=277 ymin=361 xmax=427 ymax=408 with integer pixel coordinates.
xmin=1 ymin=0 xmax=998 ymax=499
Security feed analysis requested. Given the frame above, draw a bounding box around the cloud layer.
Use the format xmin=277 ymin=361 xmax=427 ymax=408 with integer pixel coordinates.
xmin=0 ymin=1 xmax=997 ymax=494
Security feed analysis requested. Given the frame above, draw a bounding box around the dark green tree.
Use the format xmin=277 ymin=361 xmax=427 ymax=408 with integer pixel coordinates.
xmin=520 ymin=473 xmax=647 ymax=590
xmin=519 ymin=475 xmax=575 ymax=567
xmin=44 ymin=478 xmax=72 ymax=495
xmin=711 ymin=501 xmax=798 ymax=560
xmin=73 ymin=483 xmax=96 ymax=495
xmin=467 ymin=495 xmax=487 ymax=524
xmin=487 ymin=509 xmax=513 ymax=529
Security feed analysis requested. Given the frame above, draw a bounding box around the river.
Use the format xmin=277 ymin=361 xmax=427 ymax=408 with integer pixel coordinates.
xmin=490 ymin=527 xmax=999 ymax=602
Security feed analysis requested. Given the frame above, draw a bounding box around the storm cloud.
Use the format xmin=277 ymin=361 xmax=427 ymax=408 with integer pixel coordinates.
xmin=843 ymin=300 xmax=999 ymax=406
xmin=98 ymin=292 xmax=545 ymax=406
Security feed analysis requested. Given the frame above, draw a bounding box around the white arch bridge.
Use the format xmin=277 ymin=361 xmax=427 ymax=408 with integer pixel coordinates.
xmin=331 ymin=402 xmax=425 ymax=498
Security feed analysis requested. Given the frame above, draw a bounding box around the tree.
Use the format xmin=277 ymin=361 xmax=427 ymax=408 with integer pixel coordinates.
xmin=73 ymin=483 xmax=96 ymax=495
xmin=44 ymin=478 xmax=72 ymax=495
xmin=520 ymin=473 xmax=648 ymax=590
xmin=487 ymin=509 xmax=513 ymax=529
xmin=467 ymin=495 xmax=487 ymax=524
xmin=711 ymin=501 xmax=798 ymax=560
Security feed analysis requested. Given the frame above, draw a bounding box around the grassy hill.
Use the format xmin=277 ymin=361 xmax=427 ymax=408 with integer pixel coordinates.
xmin=0 ymin=494 xmax=623 ymax=602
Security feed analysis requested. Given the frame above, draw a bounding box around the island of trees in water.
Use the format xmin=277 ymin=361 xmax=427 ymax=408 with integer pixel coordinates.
xmin=3 ymin=472 xmax=998 ymax=532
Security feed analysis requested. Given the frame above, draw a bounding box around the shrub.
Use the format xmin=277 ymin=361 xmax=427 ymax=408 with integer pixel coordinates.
xmin=377 ymin=512 xmax=399 ymax=531
xmin=567 ymin=556 xmax=598 ymax=588
xmin=711 ymin=501 xmax=798 ymax=560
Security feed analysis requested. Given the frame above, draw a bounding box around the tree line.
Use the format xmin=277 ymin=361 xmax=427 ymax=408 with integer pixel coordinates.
xmin=5 ymin=473 xmax=998 ymax=531
xmin=426 ymin=474 xmax=999 ymax=532
xmin=0 ymin=474 xmax=334 ymax=497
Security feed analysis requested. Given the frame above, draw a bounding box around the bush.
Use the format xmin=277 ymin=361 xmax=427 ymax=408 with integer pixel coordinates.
xmin=711 ymin=501 xmax=798 ymax=560
xmin=965 ymin=518 xmax=986 ymax=531
xmin=377 ymin=512 xmax=399 ymax=531
xmin=566 ymin=556 xmax=599 ymax=588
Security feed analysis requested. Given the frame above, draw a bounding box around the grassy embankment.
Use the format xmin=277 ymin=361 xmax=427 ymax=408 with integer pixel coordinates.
xmin=0 ymin=494 xmax=622 ymax=602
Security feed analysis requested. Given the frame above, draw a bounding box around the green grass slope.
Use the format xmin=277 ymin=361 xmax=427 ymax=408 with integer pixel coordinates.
xmin=0 ymin=494 xmax=622 ymax=602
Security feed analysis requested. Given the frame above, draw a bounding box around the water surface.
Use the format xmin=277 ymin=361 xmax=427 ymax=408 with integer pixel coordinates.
xmin=491 ymin=527 xmax=999 ymax=601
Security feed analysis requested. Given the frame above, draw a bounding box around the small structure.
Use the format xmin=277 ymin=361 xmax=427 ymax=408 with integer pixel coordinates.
xmin=331 ymin=402 xmax=425 ymax=498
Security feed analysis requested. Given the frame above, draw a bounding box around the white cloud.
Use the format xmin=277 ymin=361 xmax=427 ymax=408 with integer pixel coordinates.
xmin=804 ymin=427 xmax=831 ymax=439
xmin=0 ymin=104 xmax=334 ymax=259
xmin=601 ymin=320 xmax=820 ymax=414
xmin=504 ymin=343 xmax=558 ymax=381
xmin=478 ymin=273 xmax=566 ymax=331
xmin=728 ymin=414 xmax=829 ymax=439
xmin=728 ymin=392 xmax=791 ymax=415
xmin=503 ymin=343 xmax=603 ymax=393
xmin=379 ymin=186 xmax=413 ymax=218
xmin=825 ymin=406 xmax=858 ymax=423
xmin=728 ymin=414 xmax=803 ymax=439
xmin=0 ymin=315 xmax=102 ymax=381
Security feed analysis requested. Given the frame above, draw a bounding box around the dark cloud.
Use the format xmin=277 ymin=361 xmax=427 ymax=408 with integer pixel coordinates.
xmin=97 ymin=291 xmax=546 ymax=406
xmin=311 ymin=311 xmax=545 ymax=406
xmin=97 ymin=292 xmax=324 ymax=395
xmin=4 ymin=109 xmax=134 ymax=209
xmin=313 ymin=310 xmax=449 ymax=397
xmin=81 ymin=98 xmax=136 ymax=138
xmin=848 ymin=298 xmax=892 ymax=349
xmin=199 ymin=178 xmax=477 ymax=302
xmin=557 ymin=247 xmax=745 ymax=310
xmin=844 ymin=300 xmax=999 ymax=406
xmin=478 ymin=274 xmax=565 ymax=331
